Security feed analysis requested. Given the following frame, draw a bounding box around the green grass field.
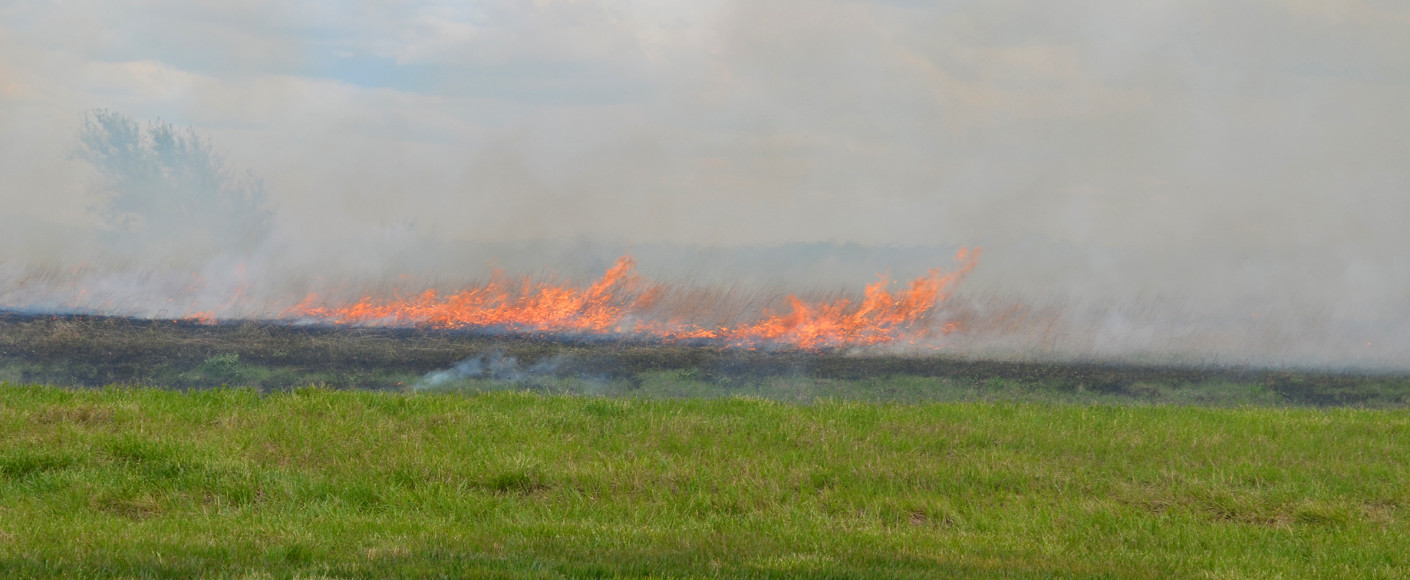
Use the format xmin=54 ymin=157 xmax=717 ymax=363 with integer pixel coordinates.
xmin=1 ymin=384 xmax=1407 ymax=578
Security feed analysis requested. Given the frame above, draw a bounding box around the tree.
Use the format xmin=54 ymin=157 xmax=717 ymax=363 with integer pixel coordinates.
xmin=75 ymin=109 xmax=272 ymax=259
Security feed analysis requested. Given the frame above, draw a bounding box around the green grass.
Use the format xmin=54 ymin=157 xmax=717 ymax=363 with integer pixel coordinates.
xmin=0 ymin=384 xmax=1407 ymax=577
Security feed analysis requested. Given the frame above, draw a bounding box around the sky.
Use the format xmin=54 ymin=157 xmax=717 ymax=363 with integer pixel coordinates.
xmin=2 ymin=1 xmax=1409 ymax=366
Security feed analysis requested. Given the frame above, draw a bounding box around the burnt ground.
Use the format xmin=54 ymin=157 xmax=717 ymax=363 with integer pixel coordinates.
xmin=2 ymin=310 xmax=1408 ymax=407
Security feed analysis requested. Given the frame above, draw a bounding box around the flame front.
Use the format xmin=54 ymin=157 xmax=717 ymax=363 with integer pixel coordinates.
xmin=283 ymin=249 xmax=979 ymax=349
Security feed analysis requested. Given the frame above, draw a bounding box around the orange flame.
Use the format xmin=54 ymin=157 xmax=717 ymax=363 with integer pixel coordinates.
xmin=180 ymin=311 xmax=217 ymax=325
xmin=289 ymin=256 xmax=644 ymax=333
xmin=283 ymin=249 xmax=979 ymax=349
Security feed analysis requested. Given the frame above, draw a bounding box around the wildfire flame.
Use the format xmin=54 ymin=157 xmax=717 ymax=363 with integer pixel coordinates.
xmin=283 ymin=248 xmax=980 ymax=349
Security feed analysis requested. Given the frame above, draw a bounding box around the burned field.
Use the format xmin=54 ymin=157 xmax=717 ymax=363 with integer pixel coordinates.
xmin=4 ymin=310 xmax=1407 ymax=408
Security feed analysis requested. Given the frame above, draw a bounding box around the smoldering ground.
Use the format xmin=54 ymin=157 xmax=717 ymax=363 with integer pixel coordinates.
xmin=6 ymin=311 xmax=1408 ymax=407
xmin=416 ymin=351 xmax=590 ymax=392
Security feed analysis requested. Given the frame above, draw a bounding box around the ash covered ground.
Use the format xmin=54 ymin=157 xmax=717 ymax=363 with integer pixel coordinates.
xmin=4 ymin=311 xmax=1407 ymax=408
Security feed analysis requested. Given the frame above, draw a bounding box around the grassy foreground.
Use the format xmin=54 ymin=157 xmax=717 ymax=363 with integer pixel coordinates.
xmin=0 ymin=385 xmax=1407 ymax=578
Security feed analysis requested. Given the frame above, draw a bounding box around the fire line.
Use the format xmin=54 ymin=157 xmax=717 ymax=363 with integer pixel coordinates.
xmin=280 ymin=248 xmax=979 ymax=350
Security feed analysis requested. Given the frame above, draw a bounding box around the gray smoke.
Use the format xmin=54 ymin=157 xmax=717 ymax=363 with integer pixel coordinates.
xmin=415 ymin=351 xmax=584 ymax=391
xmin=2 ymin=2 xmax=1409 ymax=369
xmin=75 ymin=109 xmax=271 ymax=261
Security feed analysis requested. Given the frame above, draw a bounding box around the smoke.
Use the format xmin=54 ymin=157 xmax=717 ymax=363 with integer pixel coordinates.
xmin=2 ymin=1 xmax=1409 ymax=368
xmin=415 ymin=351 xmax=592 ymax=392
xmin=75 ymin=109 xmax=271 ymax=261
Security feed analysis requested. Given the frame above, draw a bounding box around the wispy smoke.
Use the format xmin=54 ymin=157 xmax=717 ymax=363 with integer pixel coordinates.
xmin=76 ymin=109 xmax=271 ymax=263
xmin=415 ymin=351 xmax=585 ymax=391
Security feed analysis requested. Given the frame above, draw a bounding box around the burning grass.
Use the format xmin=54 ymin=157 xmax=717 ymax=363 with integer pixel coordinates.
xmin=286 ymin=250 xmax=979 ymax=349
xmin=5 ymin=249 xmax=980 ymax=350
xmin=0 ymin=386 xmax=1406 ymax=577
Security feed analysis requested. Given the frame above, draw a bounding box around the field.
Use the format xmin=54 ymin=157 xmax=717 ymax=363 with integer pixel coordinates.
xmin=1 ymin=386 xmax=1407 ymax=578
xmin=4 ymin=312 xmax=1410 ymax=407
xmin=3 ymin=312 xmax=1409 ymax=578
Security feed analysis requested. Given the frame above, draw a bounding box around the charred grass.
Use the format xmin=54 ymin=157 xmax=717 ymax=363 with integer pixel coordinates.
xmin=0 ymin=385 xmax=1407 ymax=577
xmin=4 ymin=311 xmax=1410 ymax=408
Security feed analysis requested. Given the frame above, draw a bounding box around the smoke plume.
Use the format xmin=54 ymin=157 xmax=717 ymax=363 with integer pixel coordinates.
xmin=2 ymin=2 xmax=1408 ymax=368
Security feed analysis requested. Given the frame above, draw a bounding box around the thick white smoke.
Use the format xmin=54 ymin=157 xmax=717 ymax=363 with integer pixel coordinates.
xmin=2 ymin=1 xmax=1408 ymax=369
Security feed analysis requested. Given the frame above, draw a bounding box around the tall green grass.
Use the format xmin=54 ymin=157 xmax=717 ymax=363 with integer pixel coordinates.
xmin=1 ymin=384 xmax=1406 ymax=578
